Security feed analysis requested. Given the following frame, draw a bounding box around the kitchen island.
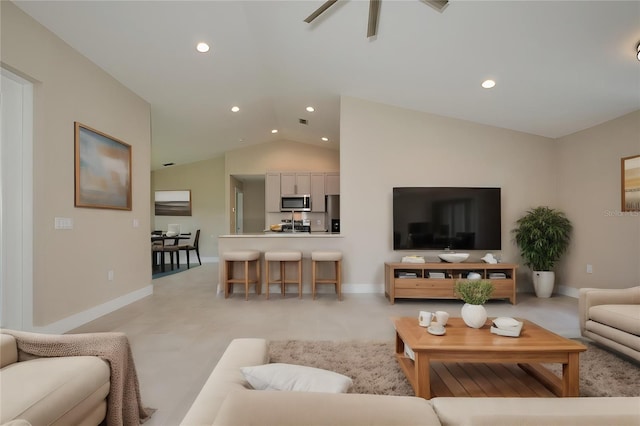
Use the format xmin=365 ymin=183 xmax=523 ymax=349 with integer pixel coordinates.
xmin=218 ymin=233 xmax=343 ymax=297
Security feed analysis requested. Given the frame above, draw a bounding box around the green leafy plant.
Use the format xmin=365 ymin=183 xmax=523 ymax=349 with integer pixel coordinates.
xmin=512 ymin=206 xmax=572 ymax=271
xmin=455 ymin=280 xmax=494 ymax=305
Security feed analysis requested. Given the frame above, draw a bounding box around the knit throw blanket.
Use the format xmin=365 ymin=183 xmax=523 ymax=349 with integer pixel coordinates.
xmin=1 ymin=329 xmax=153 ymax=426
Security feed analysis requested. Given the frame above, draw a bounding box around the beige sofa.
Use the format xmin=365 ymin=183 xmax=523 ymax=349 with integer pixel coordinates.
xmin=0 ymin=333 xmax=110 ymax=426
xmin=180 ymin=338 xmax=640 ymax=426
xmin=579 ymin=286 xmax=640 ymax=362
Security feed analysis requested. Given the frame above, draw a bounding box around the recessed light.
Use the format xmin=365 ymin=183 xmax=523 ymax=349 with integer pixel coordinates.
xmin=321 ymin=137 xmax=329 ymax=142
xmin=271 ymin=129 xmax=278 ymax=134
xmin=196 ymin=42 xmax=210 ymax=53
xmin=238 ymin=138 xmax=244 ymax=142
xmin=481 ymin=79 xmax=496 ymax=89
xmin=306 ymin=106 xmax=315 ymax=112
xmin=231 ymin=106 xmax=240 ymax=112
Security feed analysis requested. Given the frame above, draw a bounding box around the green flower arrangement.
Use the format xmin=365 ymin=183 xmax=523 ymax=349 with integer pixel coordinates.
xmin=455 ymin=279 xmax=494 ymax=305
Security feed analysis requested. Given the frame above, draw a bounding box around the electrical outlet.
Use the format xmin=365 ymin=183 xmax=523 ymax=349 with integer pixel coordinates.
xmin=316 ymin=219 xmax=321 ymax=225
xmin=108 ymin=270 xmax=114 ymax=281
xmin=586 ymin=264 xmax=593 ymax=274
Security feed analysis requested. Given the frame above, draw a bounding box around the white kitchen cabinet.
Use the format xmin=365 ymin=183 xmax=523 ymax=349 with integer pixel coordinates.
xmin=310 ymin=173 xmax=325 ymax=212
xmin=265 ymin=172 xmax=281 ymax=213
xmin=281 ymin=172 xmax=310 ymax=195
xmin=325 ymin=172 xmax=340 ymax=195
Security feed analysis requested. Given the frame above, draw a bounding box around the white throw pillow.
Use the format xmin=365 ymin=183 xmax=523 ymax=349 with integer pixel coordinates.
xmin=241 ymin=363 xmax=353 ymax=393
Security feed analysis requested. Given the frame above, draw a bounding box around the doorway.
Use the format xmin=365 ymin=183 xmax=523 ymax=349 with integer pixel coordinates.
xmin=1 ymin=68 xmax=34 ymax=330
xmin=235 ymin=188 xmax=244 ymax=234
xmin=230 ymin=174 xmax=266 ymax=234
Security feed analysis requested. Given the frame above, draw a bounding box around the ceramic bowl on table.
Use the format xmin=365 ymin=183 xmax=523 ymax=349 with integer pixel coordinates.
xmin=438 ymin=253 xmax=469 ymax=263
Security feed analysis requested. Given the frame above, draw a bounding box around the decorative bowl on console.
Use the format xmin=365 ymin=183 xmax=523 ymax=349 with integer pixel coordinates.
xmin=438 ymin=253 xmax=469 ymax=263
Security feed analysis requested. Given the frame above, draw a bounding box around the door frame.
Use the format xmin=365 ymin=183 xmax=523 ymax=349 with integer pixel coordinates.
xmin=1 ymin=68 xmax=34 ymax=330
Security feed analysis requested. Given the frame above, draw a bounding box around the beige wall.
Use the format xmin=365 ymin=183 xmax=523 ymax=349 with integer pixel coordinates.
xmin=340 ymin=97 xmax=559 ymax=292
xmin=2 ymin=2 xmax=152 ymax=329
xmin=152 ymin=156 xmax=225 ymax=260
xmin=556 ymin=110 xmax=640 ymax=292
xmin=225 ymin=139 xmax=340 ymax=175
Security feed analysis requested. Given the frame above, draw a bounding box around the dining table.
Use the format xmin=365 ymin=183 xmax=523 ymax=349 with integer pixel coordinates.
xmin=151 ymin=233 xmax=192 ymax=273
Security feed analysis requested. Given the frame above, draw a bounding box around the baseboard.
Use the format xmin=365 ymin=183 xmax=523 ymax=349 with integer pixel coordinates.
xmin=214 ymin=281 xmax=580 ymax=297
xmin=556 ymin=284 xmax=579 ymax=298
xmin=31 ymin=285 xmax=153 ymax=334
xmin=343 ymin=283 xmax=383 ymax=293
xmin=216 ymin=282 xmax=383 ymax=295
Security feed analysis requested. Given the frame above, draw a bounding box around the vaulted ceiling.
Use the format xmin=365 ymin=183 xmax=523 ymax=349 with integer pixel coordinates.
xmin=14 ymin=1 xmax=640 ymax=170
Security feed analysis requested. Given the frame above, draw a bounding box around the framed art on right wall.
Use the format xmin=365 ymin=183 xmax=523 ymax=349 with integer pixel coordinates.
xmin=621 ymin=154 xmax=640 ymax=212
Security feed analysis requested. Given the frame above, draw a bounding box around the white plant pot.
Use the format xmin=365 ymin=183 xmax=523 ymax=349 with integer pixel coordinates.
xmin=532 ymin=271 xmax=555 ymax=298
xmin=461 ymin=303 xmax=487 ymax=328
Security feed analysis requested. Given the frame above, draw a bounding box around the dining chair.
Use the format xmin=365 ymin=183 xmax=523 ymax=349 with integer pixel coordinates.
xmin=167 ymin=223 xmax=181 ymax=236
xmin=179 ymin=229 xmax=201 ymax=269
xmin=153 ymin=238 xmax=179 ymax=272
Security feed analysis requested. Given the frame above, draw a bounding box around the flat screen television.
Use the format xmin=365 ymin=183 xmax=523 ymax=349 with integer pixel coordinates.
xmin=393 ymin=187 xmax=501 ymax=251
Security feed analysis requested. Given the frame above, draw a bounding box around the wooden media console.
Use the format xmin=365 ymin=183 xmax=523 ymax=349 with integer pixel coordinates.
xmin=385 ymin=262 xmax=518 ymax=304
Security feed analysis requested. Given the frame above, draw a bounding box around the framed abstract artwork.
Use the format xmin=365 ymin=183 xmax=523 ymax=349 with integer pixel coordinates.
xmin=621 ymin=154 xmax=640 ymax=212
xmin=154 ymin=190 xmax=192 ymax=216
xmin=74 ymin=122 xmax=132 ymax=210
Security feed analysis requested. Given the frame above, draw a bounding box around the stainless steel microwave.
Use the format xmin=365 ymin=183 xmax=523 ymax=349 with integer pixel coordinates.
xmin=280 ymin=195 xmax=311 ymax=211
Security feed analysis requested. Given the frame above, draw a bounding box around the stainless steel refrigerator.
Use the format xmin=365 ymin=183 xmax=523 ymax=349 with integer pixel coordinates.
xmin=326 ymin=195 xmax=340 ymax=233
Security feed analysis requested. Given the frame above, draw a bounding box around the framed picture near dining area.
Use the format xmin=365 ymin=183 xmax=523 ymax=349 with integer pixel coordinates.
xmin=155 ymin=190 xmax=192 ymax=216
xmin=74 ymin=122 xmax=132 ymax=210
xmin=622 ymin=154 xmax=640 ymax=212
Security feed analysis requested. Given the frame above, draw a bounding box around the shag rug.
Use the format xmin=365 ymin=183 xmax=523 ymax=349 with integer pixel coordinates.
xmin=269 ymin=339 xmax=640 ymax=397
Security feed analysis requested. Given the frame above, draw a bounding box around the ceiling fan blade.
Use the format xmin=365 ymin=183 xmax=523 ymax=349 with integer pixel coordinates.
xmin=304 ymin=0 xmax=339 ymax=23
xmin=367 ymin=0 xmax=381 ymax=37
xmin=421 ymin=0 xmax=449 ymax=12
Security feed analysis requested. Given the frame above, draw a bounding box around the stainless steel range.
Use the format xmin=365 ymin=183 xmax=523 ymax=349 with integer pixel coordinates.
xmin=281 ymin=219 xmax=311 ymax=233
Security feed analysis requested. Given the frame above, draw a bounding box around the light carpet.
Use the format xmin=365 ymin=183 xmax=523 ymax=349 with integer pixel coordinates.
xmin=269 ymin=340 xmax=639 ymax=397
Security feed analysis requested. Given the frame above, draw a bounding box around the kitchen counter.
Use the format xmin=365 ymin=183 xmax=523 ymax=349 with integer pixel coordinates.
xmin=218 ymin=232 xmax=344 ymax=295
xmin=220 ymin=232 xmax=342 ymax=238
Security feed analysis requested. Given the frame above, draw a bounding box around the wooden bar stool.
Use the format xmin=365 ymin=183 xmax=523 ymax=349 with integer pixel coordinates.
xmin=223 ymin=250 xmax=261 ymax=300
xmin=312 ymin=251 xmax=342 ymax=300
xmin=264 ymin=251 xmax=302 ymax=299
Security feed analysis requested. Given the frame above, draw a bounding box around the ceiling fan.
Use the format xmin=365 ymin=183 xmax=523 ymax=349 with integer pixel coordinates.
xmin=304 ymin=0 xmax=449 ymax=38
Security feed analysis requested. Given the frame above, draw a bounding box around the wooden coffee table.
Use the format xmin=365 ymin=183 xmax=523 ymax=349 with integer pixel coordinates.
xmin=393 ymin=317 xmax=586 ymax=399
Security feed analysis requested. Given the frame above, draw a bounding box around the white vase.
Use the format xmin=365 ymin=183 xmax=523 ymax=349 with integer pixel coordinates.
xmin=461 ymin=303 xmax=487 ymax=328
xmin=533 ymin=271 xmax=555 ymax=298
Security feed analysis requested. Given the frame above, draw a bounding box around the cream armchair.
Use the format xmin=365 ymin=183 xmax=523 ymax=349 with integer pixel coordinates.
xmin=578 ymin=286 xmax=640 ymax=361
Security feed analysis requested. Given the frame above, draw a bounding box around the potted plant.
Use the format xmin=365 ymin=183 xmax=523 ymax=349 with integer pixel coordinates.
xmin=455 ymin=279 xmax=494 ymax=328
xmin=512 ymin=206 xmax=572 ymax=298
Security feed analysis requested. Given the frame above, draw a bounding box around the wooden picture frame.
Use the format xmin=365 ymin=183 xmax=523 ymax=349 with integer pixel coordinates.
xmin=621 ymin=154 xmax=640 ymax=212
xmin=154 ymin=190 xmax=192 ymax=216
xmin=74 ymin=122 xmax=132 ymax=210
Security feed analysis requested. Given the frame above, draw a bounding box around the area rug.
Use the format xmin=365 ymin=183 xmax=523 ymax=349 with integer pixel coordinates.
xmin=268 ymin=339 xmax=640 ymax=397
xmin=152 ymin=264 xmax=199 ymax=279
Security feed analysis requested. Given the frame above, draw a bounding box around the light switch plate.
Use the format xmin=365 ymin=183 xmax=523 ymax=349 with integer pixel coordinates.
xmin=54 ymin=217 xmax=73 ymax=229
